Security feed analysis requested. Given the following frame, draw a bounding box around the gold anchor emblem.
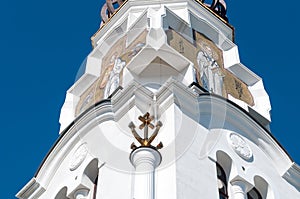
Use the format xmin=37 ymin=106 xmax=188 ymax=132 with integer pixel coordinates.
xmin=129 ymin=112 xmax=163 ymax=150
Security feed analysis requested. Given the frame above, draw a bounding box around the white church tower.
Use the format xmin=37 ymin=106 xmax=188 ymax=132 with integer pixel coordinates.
xmin=17 ymin=0 xmax=300 ymax=198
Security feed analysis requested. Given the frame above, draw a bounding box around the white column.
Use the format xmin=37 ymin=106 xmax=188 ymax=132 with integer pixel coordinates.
xmin=130 ymin=147 xmax=162 ymax=199
xmin=231 ymin=180 xmax=247 ymax=199
xmin=74 ymin=188 xmax=89 ymax=199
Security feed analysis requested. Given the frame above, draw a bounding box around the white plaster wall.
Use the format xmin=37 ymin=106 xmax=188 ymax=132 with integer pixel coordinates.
xmin=18 ymin=1 xmax=300 ymax=198
xmin=21 ymin=82 xmax=300 ymax=198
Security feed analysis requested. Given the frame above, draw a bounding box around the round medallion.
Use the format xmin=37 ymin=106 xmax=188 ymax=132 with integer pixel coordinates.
xmin=69 ymin=143 xmax=88 ymax=171
xmin=228 ymin=133 xmax=252 ymax=160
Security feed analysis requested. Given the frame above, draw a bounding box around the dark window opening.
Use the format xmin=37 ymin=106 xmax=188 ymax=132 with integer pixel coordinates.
xmin=216 ymin=163 xmax=228 ymax=199
xmin=247 ymin=187 xmax=263 ymax=199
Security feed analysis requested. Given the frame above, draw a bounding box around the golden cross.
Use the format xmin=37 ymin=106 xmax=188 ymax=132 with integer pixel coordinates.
xmin=138 ymin=112 xmax=154 ymax=139
xmin=129 ymin=112 xmax=163 ymax=150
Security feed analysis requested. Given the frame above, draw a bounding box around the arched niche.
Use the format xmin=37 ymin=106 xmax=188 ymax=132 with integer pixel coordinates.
xmin=55 ymin=187 xmax=69 ymax=199
xmin=79 ymin=158 xmax=100 ymax=199
xmin=216 ymin=151 xmax=233 ymax=199
xmin=253 ymin=176 xmax=274 ymax=199
xmin=216 ymin=150 xmax=233 ymax=180
xmin=83 ymin=158 xmax=99 ymax=184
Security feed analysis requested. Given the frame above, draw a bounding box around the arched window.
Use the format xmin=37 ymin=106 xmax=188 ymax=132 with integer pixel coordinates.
xmin=247 ymin=187 xmax=263 ymax=199
xmin=55 ymin=187 xmax=69 ymax=199
xmin=216 ymin=163 xmax=228 ymax=199
xmin=83 ymin=159 xmax=99 ymax=199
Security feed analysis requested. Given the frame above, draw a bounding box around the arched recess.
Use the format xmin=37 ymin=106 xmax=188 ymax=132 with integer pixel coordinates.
xmin=55 ymin=187 xmax=69 ymax=199
xmin=216 ymin=163 xmax=229 ymax=199
xmin=82 ymin=159 xmax=99 ymax=199
xmin=216 ymin=151 xmax=232 ymax=179
xmin=247 ymin=187 xmax=263 ymax=199
xmin=84 ymin=159 xmax=99 ymax=184
xmin=252 ymin=176 xmax=274 ymax=199
xmin=216 ymin=151 xmax=233 ymax=199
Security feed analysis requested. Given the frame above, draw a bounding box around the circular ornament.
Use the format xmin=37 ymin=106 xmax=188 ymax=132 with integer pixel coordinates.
xmin=69 ymin=143 xmax=88 ymax=171
xmin=228 ymin=133 xmax=252 ymax=160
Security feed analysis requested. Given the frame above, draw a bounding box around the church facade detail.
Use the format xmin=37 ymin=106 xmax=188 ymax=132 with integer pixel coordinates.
xmin=17 ymin=0 xmax=300 ymax=199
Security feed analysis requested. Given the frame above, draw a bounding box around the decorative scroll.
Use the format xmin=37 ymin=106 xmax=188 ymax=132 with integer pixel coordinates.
xmin=129 ymin=112 xmax=163 ymax=150
xmin=201 ymin=0 xmax=228 ymax=21
xmin=100 ymin=0 xmax=228 ymax=24
xmin=101 ymin=0 xmax=125 ymax=23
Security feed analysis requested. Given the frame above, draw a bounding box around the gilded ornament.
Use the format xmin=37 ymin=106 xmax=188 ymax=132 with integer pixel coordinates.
xmin=129 ymin=112 xmax=163 ymax=150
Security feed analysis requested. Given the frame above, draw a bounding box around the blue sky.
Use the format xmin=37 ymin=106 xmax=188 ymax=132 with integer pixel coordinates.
xmin=2 ymin=0 xmax=299 ymax=198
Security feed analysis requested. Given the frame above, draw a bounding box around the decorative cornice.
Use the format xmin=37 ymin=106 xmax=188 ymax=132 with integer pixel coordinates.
xmin=91 ymin=0 xmax=234 ymax=47
xmin=31 ymin=80 xmax=295 ymax=192
xmin=283 ymin=163 xmax=300 ymax=191
xmin=16 ymin=178 xmax=45 ymax=199
xmin=99 ymin=0 xmax=229 ymax=26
